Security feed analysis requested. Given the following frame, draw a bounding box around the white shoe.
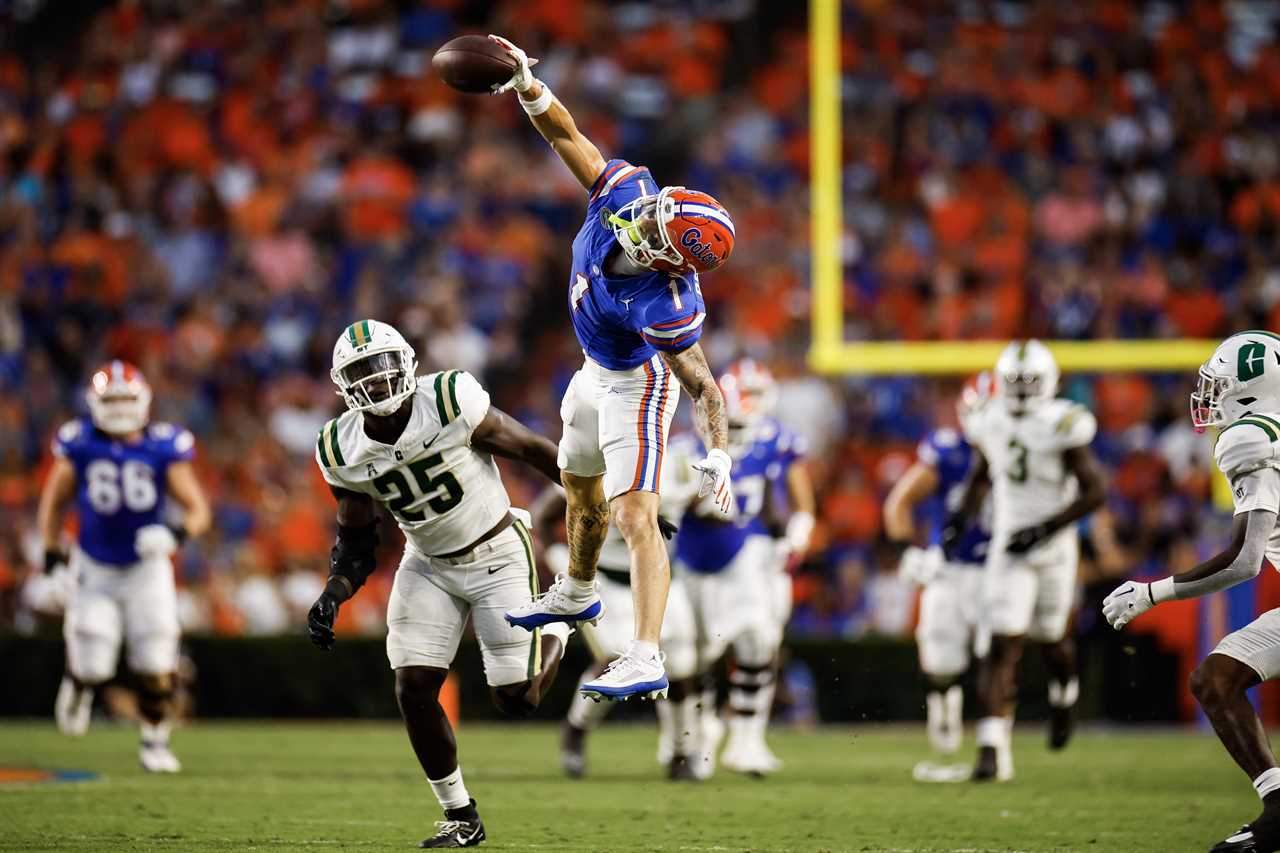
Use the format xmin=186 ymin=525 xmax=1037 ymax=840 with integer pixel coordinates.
xmin=580 ymin=649 xmax=668 ymax=702
xmin=912 ymin=760 xmax=971 ymax=783
xmin=505 ymin=574 xmax=604 ymax=631
xmin=693 ymin=713 xmax=725 ymax=780
xmin=139 ymin=742 xmax=181 ymax=773
xmin=722 ymin=740 xmax=780 ymax=777
xmin=54 ymin=677 xmax=92 ymax=737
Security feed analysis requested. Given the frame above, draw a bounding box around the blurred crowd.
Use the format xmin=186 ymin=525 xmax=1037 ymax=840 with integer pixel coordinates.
xmin=0 ymin=0 xmax=1264 ymax=639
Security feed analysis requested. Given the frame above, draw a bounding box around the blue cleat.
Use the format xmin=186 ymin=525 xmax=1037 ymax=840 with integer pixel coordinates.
xmin=504 ymin=574 xmax=604 ymax=631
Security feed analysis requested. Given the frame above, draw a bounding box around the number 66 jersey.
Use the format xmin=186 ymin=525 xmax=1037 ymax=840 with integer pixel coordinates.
xmin=54 ymin=419 xmax=195 ymax=566
xmin=314 ymin=370 xmax=511 ymax=557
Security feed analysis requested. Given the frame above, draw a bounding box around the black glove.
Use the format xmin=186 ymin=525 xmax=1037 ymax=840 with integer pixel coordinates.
xmin=307 ymin=592 xmax=340 ymax=651
xmin=44 ymin=549 xmax=68 ymax=574
xmin=657 ymin=515 xmax=678 ymax=541
xmin=168 ymin=523 xmax=190 ymax=546
xmin=1007 ymin=523 xmax=1054 ymax=554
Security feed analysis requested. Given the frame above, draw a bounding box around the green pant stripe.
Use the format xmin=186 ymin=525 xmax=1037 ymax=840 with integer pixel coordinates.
xmin=446 ymin=370 xmax=462 ymax=419
xmin=433 ymin=373 xmax=450 ymax=424
xmin=513 ymin=521 xmax=540 ymax=680
xmin=328 ymin=420 xmax=346 ymax=466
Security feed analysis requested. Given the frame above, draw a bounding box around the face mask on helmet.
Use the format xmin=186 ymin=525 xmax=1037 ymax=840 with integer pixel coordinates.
xmin=337 ymin=349 xmax=415 ymax=416
xmin=609 ymin=194 xmax=684 ymax=272
xmin=1190 ymin=335 xmax=1280 ymax=431
xmin=88 ymin=391 xmax=151 ymax=434
xmin=1001 ymin=371 xmax=1047 ymax=414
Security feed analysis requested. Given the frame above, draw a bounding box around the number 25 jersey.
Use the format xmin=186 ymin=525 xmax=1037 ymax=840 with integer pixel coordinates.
xmin=314 ymin=370 xmax=512 ymax=557
xmin=53 ymin=419 xmax=196 ymax=566
xmin=962 ymin=398 xmax=1097 ymax=538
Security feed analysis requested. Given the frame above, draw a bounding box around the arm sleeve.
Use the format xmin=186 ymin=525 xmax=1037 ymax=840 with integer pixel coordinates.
xmin=315 ymin=432 xmax=347 ymax=490
xmin=1173 ymin=508 xmax=1277 ymax=599
xmin=638 ymin=275 xmax=706 ymax=352
xmin=1216 ymin=422 xmax=1279 ymax=484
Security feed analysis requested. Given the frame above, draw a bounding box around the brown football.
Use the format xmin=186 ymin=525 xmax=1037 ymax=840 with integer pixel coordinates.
xmin=432 ymin=35 xmax=517 ymax=94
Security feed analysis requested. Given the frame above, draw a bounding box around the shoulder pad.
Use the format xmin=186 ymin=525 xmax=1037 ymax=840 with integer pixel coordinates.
xmin=429 ymin=369 xmax=490 ymax=431
xmin=53 ymin=419 xmax=87 ymax=457
xmin=1216 ymin=415 xmax=1280 ymax=480
xmin=1050 ymin=401 xmax=1096 ymax=448
xmin=316 ymin=415 xmax=354 ymax=470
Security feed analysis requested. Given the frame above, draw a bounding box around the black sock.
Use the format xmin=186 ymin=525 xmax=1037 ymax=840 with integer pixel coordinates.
xmin=445 ymin=799 xmax=478 ymax=821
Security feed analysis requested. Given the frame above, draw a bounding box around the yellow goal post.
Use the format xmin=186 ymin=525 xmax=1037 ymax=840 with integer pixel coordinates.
xmin=805 ymin=0 xmax=1218 ymax=376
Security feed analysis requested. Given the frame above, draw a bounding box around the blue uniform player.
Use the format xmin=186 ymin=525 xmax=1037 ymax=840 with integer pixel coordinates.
xmin=883 ymin=374 xmax=995 ymax=779
xmin=671 ymin=359 xmax=816 ymax=777
xmin=492 ymin=34 xmax=740 ymax=702
xmin=37 ymin=360 xmax=210 ymax=772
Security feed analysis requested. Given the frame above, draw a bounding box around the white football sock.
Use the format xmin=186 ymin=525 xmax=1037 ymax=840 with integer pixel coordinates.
xmin=542 ymin=622 xmax=571 ymax=658
xmin=628 ymin=639 xmax=660 ymax=661
xmin=567 ymin=677 xmax=613 ymax=731
xmin=1254 ymin=767 xmax=1280 ymax=800
xmin=567 ymin=576 xmax=596 ymax=597
xmin=976 ymin=716 xmax=1007 ymax=749
xmin=428 ymin=766 xmax=471 ymax=811
xmin=670 ymin=695 xmax=699 ymax=756
xmin=1048 ymin=678 xmax=1079 ymax=708
xmin=140 ymin=719 xmax=170 ymax=746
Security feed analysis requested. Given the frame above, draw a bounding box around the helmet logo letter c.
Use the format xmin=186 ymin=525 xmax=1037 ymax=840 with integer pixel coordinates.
xmin=1239 ymin=343 xmax=1267 ymax=381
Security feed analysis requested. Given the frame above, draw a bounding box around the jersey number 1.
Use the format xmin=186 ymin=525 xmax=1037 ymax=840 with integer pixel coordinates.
xmin=373 ymin=453 xmax=464 ymax=522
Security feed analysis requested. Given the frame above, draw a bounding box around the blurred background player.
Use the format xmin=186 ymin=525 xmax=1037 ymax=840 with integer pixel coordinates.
xmin=884 ymin=373 xmax=995 ymax=782
xmin=489 ymin=36 xmax=737 ymax=702
xmin=946 ymin=340 xmax=1106 ymax=782
xmin=1104 ymin=331 xmax=1280 ymax=853
xmin=36 ymin=360 xmax=211 ymax=773
xmin=674 ymin=359 xmax=813 ymax=777
xmin=537 ymin=492 xmax=703 ymax=781
xmin=305 ymin=319 xmax=572 ymax=848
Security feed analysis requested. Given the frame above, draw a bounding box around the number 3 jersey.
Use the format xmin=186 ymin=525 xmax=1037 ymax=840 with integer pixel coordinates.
xmin=314 ymin=370 xmax=511 ymax=557
xmin=53 ymin=419 xmax=196 ymax=566
xmin=962 ymin=398 xmax=1097 ymax=539
xmin=1215 ymin=412 xmax=1280 ymax=565
xmin=569 ymin=159 xmax=707 ymax=371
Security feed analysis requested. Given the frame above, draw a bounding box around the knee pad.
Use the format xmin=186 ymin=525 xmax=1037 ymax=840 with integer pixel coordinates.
xmin=67 ymin=638 xmax=118 ymax=685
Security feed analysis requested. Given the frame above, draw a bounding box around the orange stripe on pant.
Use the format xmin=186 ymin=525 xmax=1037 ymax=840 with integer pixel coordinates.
xmin=651 ymin=362 xmax=670 ymax=490
xmin=628 ymin=361 xmax=658 ymax=491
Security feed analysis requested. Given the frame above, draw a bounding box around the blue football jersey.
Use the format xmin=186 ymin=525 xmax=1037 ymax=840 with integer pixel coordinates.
xmin=53 ymin=418 xmax=196 ymax=566
xmin=916 ymin=427 xmax=990 ymax=566
xmin=569 ymin=159 xmax=707 ymax=370
xmin=676 ymin=420 xmax=803 ymax=573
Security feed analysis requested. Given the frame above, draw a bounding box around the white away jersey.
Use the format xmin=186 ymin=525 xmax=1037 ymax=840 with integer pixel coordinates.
xmin=315 ymin=370 xmax=511 ymax=556
xmin=1215 ymin=413 xmax=1280 ymax=564
xmin=963 ymin=398 xmax=1097 ymax=536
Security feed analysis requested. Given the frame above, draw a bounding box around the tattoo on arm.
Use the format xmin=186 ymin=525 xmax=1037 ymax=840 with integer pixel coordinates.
xmin=660 ymin=344 xmax=727 ymax=452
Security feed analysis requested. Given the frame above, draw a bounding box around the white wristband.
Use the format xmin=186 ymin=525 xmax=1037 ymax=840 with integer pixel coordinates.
xmin=520 ymin=84 xmax=553 ymax=116
xmin=1150 ymin=576 xmax=1176 ymax=603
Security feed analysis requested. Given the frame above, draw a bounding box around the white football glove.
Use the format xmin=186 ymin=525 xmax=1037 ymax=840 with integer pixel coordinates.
xmin=692 ymin=448 xmax=734 ymax=517
xmin=135 ymin=524 xmax=179 ymax=560
xmin=898 ymin=545 xmax=944 ymax=587
xmin=488 ymin=35 xmax=539 ymax=94
xmin=24 ymin=565 xmax=75 ymax=615
xmin=1102 ymin=580 xmax=1156 ymax=630
xmin=784 ymin=511 xmax=815 ymax=554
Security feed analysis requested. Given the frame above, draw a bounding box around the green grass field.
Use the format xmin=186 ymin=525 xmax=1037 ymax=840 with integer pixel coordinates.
xmin=0 ymin=719 xmax=1260 ymax=852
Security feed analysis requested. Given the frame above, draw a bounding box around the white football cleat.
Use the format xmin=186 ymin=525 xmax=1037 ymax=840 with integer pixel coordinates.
xmin=139 ymin=742 xmax=182 ymax=773
xmin=912 ymin=760 xmax=971 ymax=783
xmin=580 ymin=648 xmax=668 ymax=702
xmin=504 ymin=574 xmax=604 ymax=631
xmin=54 ymin=676 xmax=92 ymax=737
xmin=721 ymin=739 xmax=781 ymax=777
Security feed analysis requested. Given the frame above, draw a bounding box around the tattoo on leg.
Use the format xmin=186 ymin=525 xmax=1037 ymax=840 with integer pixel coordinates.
xmin=567 ymin=499 xmax=608 ymax=582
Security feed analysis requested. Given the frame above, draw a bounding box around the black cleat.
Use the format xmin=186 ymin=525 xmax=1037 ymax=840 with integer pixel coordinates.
xmin=1212 ymin=811 xmax=1280 ymax=853
xmin=421 ymin=800 xmax=486 ymax=848
xmin=971 ymin=746 xmax=999 ymax=782
xmin=561 ymin=723 xmax=586 ymax=779
xmin=1210 ymin=824 xmax=1261 ymax=852
xmin=1048 ymin=705 xmax=1074 ymax=751
xmin=668 ymin=753 xmax=699 ymax=782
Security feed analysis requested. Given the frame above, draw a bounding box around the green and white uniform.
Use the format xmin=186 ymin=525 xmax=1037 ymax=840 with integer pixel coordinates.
xmin=1208 ymin=413 xmax=1280 ymax=680
xmin=963 ymin=397 xmax=1097 ymax=641
xmin=315 ymin=370 xmax=540 ymax=686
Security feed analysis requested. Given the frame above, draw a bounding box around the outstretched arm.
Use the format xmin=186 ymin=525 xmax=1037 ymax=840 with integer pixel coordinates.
xmin=1104 ymin=509 xmax=1275 ymax=629
xmin=471 ymin=406 xmax=562 ymax=485
xmin=308 ymin=486 xmax=380 ymax=650
xmin=490 ymin=36 xmax=606 ymax=191
xmin=659 ymin=343 xmax=727 ymax=453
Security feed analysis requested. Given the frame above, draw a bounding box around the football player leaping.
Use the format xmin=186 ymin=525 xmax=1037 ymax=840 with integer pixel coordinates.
xmin=945 ymin=341 xmax=1106 ymax=782
xmin=1104 ymin=331 xmax=1280 ymax=853
xmin=36 ymin=360 xmax=211 ymax=772
xmin=884 ymin=373 xmax=995 ymax=782
xmin=489 ymin=36 xmax=737 ymax=702
xmin=306 ymin=320 xmax=572 ymax=849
